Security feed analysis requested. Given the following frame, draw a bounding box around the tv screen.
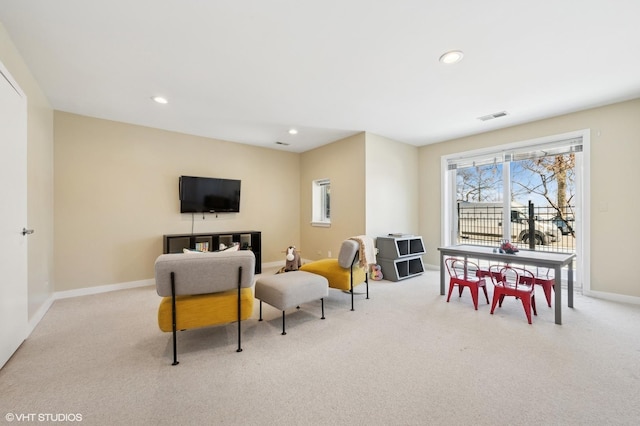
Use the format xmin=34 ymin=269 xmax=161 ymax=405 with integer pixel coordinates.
xmin=179 ymin=176 xmax=241 ymax=213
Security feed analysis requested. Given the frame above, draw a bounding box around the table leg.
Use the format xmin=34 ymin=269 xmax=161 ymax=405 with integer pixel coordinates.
xmin=440 ymin=252 xmax=445 ymax=295
xmin=568 ymin=261 xmax=574 ymax=308
xmin=554 ymin=265 xmax=562 ymax=325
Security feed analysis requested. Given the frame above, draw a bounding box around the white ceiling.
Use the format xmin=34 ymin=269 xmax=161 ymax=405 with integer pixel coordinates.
xmin=1 ymin=1 xmax=639 ymax=153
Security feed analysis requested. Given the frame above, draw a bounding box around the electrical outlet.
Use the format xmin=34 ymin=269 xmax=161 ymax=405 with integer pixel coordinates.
xmin=328 ymin=250 xmax=332 ymax=257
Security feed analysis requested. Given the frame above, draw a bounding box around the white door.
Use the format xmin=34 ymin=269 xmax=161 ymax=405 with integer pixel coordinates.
xmin=0 ymin=62 xmax=28 ymax=369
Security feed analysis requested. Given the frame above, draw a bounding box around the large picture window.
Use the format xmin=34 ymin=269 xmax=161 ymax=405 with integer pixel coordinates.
xmin=441 ymin=130 xmax=588 ymax=289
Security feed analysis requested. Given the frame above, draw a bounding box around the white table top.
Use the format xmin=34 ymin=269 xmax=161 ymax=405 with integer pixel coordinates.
xmin=438 ymin=244 xmax=575 ymax=267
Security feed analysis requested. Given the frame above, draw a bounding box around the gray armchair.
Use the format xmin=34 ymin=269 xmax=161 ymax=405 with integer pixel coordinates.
xmin=154 ymin=250 xmax=255 ymax=365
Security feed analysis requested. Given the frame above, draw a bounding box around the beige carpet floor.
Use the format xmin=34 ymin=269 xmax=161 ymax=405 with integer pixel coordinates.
xmin=1 ymin=268 xmax=639 ymax=425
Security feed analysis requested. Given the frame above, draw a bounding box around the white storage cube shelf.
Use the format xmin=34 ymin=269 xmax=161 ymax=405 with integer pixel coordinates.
xmin=376 ymin=235 xmax=426 ymax=281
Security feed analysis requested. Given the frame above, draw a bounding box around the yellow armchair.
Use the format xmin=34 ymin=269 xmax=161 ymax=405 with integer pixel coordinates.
xmin=300 ymin=239 xmax=370 ymax=310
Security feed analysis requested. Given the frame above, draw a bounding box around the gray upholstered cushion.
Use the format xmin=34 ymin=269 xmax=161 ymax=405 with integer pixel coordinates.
xmin=338 ymin=240 xmax=359 ymax=269
xmin=155 ymin=251 xmax=255 ymax=297
xmin=255 ymin=271 xmax=328 ymax=311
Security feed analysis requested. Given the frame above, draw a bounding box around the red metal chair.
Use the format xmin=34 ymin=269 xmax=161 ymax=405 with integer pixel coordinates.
xmin=515 ymin=266 xmax=554 ymax=307
xmin=532 ymin=268 xmax=555 ymax=308
xmin=489 ymin=264 xmax=537 ymax=324
xmin=444 ymin=258 xmax=489 ymax=310
xmin=476 ymin=266 xmax=500 ymax=280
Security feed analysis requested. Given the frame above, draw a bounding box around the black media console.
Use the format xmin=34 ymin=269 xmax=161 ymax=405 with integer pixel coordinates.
xmin=163 ymin=231 xmax=261 ymax=274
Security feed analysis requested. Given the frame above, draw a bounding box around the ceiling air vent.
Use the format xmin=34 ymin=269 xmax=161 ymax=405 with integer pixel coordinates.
xmin=275 ymin=141 xmax=290 ymax=146
xmin=477 ymin=111 xmax=508 ymax=121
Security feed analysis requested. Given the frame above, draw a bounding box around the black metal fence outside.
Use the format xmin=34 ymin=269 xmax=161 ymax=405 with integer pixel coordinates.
xmin=457 ymin=202 xmax=576 ymax=254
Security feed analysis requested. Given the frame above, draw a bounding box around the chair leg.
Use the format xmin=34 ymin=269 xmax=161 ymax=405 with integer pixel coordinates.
xmin=470 ymin=285 xmax=479 ymax=310
xmin=236 ymin=266 xmax=243 ymax=353
xmin=365 ymin=274 xmax=369 ymax=300
xmin=532 ymin=294 xmax=537 ymax=316
xmin=490 ymin=291 xmax=501 ymax=314
xmin=170 ymin=272 xmax=179 ymax=366
xmin=259 ymin=300 xmax=263 ymax=321
xmin=481 ymin=285 xmax=490 ymax=304
xmin=544 ymin=284 xmax=552 ymax=307
xmin=321 ymin=298 xmax=325 ymax=320
xmin=520 ymin=295 xmax=533 ymax=324
xmin=446 ymin=280 xmax=456 ymax=302
xmin=281 ymin=311 xmax=287 ymax=335
xmin=350 ymin=272 xmax=355 ymax=312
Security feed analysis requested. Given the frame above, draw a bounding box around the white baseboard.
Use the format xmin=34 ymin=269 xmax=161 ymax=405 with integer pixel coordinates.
xmin=27 ymin=295 xmax=56 ymax=336
xmin=583 ymin=289 xmax=640 ymax=305
xmin=428 ymin=262 xmax=640 ymax=305
xmin=261 ymin=260 xmax=284 ymax=270
xmin=54 ymin=278 xmax=155 ymax=300
xmin=27 ymin=263 xmax=279 ymax=336
xmin=25 ymin=279 xmax=154 ymax=339
xmin=22 ymin=263 xmax=640 ymax=341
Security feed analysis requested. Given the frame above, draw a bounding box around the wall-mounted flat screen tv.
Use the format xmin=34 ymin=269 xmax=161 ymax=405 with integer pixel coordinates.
xmin=179 ymin=176 xmax=241 ymax=213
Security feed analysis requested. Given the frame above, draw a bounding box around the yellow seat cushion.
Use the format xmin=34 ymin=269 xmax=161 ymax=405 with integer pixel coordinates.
xmin=300 ymin=259 xmax=366 ymax=291
xmin=158 ymin=288 xmax=254 ymax=332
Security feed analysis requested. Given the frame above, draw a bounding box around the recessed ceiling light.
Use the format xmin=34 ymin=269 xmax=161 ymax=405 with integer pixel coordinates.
xmin=288 ymin=128 xmax=298 ymax=135
xmin=152 ymin=96 xmax=168 ymax=104
xmin=439 ymin=50 xmax=464 ymax=64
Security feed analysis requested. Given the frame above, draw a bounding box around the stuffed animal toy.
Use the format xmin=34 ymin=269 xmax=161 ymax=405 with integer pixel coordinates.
xmin=284 ymin=246 xmax=301 ymax=272
xmin=370 ymin=264 xmax=383 ymax=281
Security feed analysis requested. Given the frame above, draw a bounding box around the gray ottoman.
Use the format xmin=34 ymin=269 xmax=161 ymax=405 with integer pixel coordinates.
xmin=255 ymin=271 xmax=329 ymax=335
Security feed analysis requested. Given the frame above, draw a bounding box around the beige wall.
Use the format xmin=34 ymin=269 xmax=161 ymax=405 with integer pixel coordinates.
xmin=54 ymin=112 xmax=300 ymax=291
xmin=365 ymin=133 xmax=419 ymax=238
xmin=419 ymin=98 xmax=640 ymax=298
xmin=300 ymin=133 xmax=366 ymax=260
xmin=5 ymin=18 xmax=640 ymax=305
xmin=298 ymin=131 xmax=419 ymax=260
xmin=0 ymin=24 xmax=55 ymax=321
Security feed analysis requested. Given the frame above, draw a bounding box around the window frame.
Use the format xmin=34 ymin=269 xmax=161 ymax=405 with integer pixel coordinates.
xmin=440 ymin=129 xmax=590 ymax=292
xmin=311 ymin=178 xmax=331 ymax=227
